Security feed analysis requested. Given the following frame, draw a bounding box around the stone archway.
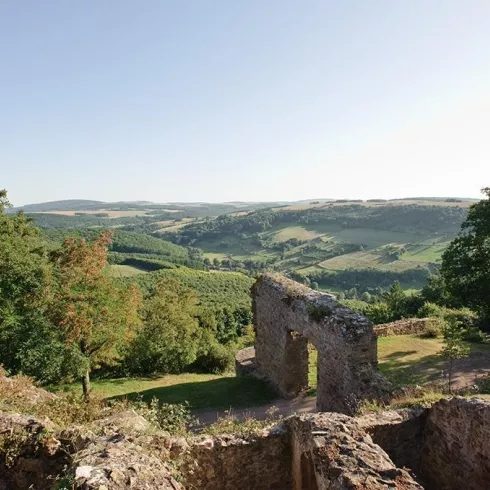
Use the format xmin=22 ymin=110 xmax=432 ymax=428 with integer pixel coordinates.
xmin=240 ymin=274 xmax=391 ymax=415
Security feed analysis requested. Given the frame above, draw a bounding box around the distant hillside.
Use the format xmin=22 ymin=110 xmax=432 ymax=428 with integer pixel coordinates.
xmin=160 ymin=201 xmax=471 ymax=294
xmin=13 ymin=199 xmax=106 ymax=212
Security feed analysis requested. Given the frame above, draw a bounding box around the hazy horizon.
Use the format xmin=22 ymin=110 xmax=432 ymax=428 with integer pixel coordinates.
xmin=2 ymin=1 xmax=490 ymax=205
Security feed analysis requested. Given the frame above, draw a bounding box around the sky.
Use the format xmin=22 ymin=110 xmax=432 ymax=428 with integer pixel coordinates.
xmin=1 ymin=1 xmax=490 ymax=206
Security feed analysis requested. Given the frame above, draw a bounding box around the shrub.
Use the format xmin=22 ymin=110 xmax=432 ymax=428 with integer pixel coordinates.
xmin=194 ymin=341 xmax=234 ymax=374
xmin=462 ymin=326 xmax=487 ymax=343
xmin=133 ymin=397 xmax=193 ymax=434
xmin=476 ymin=375 xmax=490 ymax=394
xmin=364 ymin=302 xmax=392 ymax=324
xmin=420 ymin=317 xmax=445 ymax=338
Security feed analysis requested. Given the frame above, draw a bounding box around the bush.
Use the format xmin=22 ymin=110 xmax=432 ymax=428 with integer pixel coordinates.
xmin=194 ymin=341 xmax=234 ymax=374
xmin=476 ymin=375 xmax=490 ymax=394
xmin=364 ymin=302 xmax=392 ymax=324
xmin=420 ymin=317 xmax=445 ymax=338
xmin=462 ymin=326 xmax=487 ymax=343
xmin=134 ymin=397 xmax=193 ymax=434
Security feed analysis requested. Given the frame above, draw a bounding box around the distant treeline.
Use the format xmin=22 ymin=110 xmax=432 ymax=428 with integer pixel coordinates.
xmin=289 ymin=267 xmax=432 ymax=295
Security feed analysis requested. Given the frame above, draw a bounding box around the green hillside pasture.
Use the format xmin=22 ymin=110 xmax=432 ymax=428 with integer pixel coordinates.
xmin=269 ymin=226 xmax=325 ymax=243
xmin=109 ymin=264 xmax=148 ymax=277
xmin=401 ymin=242 xmax=449 ymax=263
xmin=318 ymin=251 xmax=428 ymax=272
xmin=316 ymin=227 xmax=425 ymax=249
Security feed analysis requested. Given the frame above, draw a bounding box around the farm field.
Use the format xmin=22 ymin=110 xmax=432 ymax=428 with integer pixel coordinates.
xmin=109 ymin=264 xmax=147 ymax=277
xmin=318 ymin=251 xmax=428 ymax=272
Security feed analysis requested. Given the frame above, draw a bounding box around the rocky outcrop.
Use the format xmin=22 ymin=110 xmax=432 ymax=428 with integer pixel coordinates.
xmin=0 ymin=412 xmax=67 ymax=490
xmin=247 ymin=274 xmax=391 ymax=414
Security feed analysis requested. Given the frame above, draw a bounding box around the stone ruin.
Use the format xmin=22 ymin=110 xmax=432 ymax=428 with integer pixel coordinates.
xmin=236 ymin=273 xmax=391 ymax=414
xmin=2 ymin=397 xmax=490 ymax=489
xmin=3 ymin=274 xmax=490 ymax=489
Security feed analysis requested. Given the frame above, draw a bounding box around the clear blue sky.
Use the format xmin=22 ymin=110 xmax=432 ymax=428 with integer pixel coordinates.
xmin=1 ymin=1 xmax=489 ymax=205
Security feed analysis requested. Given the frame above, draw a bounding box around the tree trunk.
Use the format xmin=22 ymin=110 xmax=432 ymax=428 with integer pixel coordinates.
xmin=448 ymin=359 xmax=453 ymax=394
xmin=82 ymin=369 xmax=91 ymax=400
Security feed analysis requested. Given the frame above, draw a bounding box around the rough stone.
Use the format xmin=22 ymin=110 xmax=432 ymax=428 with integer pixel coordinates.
xmin=286 ymin=413 xmax=423 ymax=489
xmin=419 ymin=397 xmax=490 ymax=490
xmin=357 ymin=406 xmax=429 ymax=475
xmin=245 ymin=273 xmax=391 ymax=414
xmin=373 ymin=318 xmax=433 ymax=337
xmin=235 ymin=346 xmax=257 ymax=376
xmin=182 ymin=429 xmax=292 ymax=490
xmin=0 ymin=412 xmax=68 ymax=490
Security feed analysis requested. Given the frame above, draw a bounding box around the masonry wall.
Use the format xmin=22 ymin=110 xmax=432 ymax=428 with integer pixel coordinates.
xmin=419 ymin=397 xmax=490 ymax=490
xmin=374 ymin=318 xmax=432 ymax=337
xmin=252 ymin=274 xmax=391 ymax=414
xmin=184 ymin=431 xmax=292 ymax=490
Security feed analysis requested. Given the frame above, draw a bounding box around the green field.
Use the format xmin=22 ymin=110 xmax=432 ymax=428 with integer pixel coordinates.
xmin=109 ymin=264 xmax=147 ymax=277
xmin=318 ymin=251 xmax=428 ymax=272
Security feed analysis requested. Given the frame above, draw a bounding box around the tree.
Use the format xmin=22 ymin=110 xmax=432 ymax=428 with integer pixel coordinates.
xmin=125 ymin=278 xmax=200 ymax=375
xmin=0 ymin=190 xmax=59 ymax=381
xmin=361 ymin=292 xmax=372 ymax=303
xmin=382 ymin=281 xmax=407 ymax=319
xmin=442 ymin=319 xmax=470 ymax=394
xmin=51 ymin=232 xmax=141 ymax=398
xmin=364 ymin=302 xmax=392 ymax=324
xmin=441 ymin=188 xmax=490 ymax=319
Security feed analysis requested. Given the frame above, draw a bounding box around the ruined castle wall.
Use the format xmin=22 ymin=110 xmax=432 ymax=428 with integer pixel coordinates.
xmin=357 ymin=407 xmax=429 ymax=476
xmin=252 ymin=274 xmax=390 ymax=414
xmin=374 ymin=318 xmax=433 ymax=337
xmin=184 ymin=430 xmax=292 ymax=490
xmin=419 ymin=397 xmax=490 ymax=490
xmin=286 ymin=413 xmax=423 ymax=490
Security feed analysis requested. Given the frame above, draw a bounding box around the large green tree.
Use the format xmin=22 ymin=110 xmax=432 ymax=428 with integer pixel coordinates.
xmin=0 ymin=190 xmax=62 ymax=381
xmin=51 ymin=232 xmax=141 ymax=397
xmin=125 ymin=278 xmax=200 ymax=375
xmin=441 ymin=188 xmax=490 ymax=319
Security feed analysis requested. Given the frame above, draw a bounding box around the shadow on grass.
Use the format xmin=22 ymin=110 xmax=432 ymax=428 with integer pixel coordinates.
xmin=109 ymin=376 xmax=277 ymax=411
xmin=379 ymin=352 xmax=445 ymax=387
xmin=383 ymin=350 xmax=418 ymax=360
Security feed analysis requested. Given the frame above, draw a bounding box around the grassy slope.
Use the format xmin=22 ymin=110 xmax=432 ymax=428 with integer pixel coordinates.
xmin=56 ymin=335 xmax=490 ymax=412
xmin=58 ymin=373 xmax=275 ymax=411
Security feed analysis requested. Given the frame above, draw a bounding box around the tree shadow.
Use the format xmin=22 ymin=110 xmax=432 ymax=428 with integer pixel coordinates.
xmin=109 ymin=376 xmax=276 ymax=411
xmin=383 ymin=350 xmax=417 ymax=360
xmin=379 ymin=352 xmax=445 ymax=387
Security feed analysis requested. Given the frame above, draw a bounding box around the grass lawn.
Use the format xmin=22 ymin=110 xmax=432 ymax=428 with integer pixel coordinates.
xmin=56 ymin=373 xmax=276 ymax=411
xmin=377 ymin=335 xmax=490 ymax=387
xmin=308 ymin=335 xmax=490 ymax=390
